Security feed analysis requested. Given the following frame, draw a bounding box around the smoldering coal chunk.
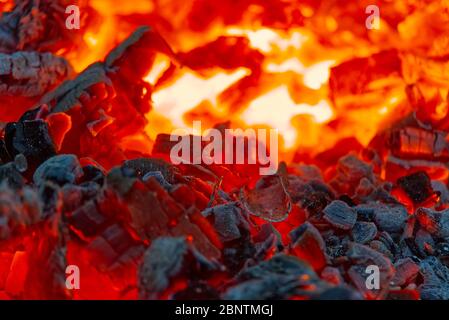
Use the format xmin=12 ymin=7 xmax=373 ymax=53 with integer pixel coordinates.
xmin=106 ymin=166 xmax=138 ymax=196
xmin=68 ymin=199 xmax=107 ymax=237
xmin=224 ymin=254 xmax=324 ymax=300
xmin=290 ymin=222 xmax=327 ymax=270
xmin=142 ymin=171 xmax=172 ymax=190
xmin=323 ymin=200 xmax=357 ymax=230
xmin=240 ymin=172 xmax=292 ymax=222
xmin=346 ymin=243 xmax=395 ymax=299
xmin=397 ymin=171 xmax=434 ymax=204
xmin=80 ymin=164 xmax=105 ymax=185
xmin=391 ymin=258 xmax=419 ymax=287
xmin=320 ymin=266 xmax=344 ymax=285
xmin=431 ymin=181 xmax=449 ymax=205
xmin=287 ymin=178 xmax=334 ymax=215
xmin=351 ymin=221 xmax=377 ymax=244
xmin=0 ymin=155 xmax=27 ymax=189
xmin=416 ymin=207 xmax=449 ymax=238
xmin=123 ymin=158 xmax=178 ymax=184
xmin=138 ymin=237 xmax=223 ymax=299
xmin=33 ymin=155 xmax=83 ymax=186
xmin=415 ymin=228 xmax=435 ymax=257
xmin=88 ymin=224 xmax=145 ymax=271
xmin=0 ymin=139 xmax=12 ymax=164
xmin=0 ymin=52 xmax=71 ymax=97
xmin=237 ymin=254 xmax=317 ymax=280
xmin=371 ymin=203 xmax=408 ymax=234
xmin=370 ymin=240 xmax=393 ymax=259
xmin=329 ymin=154 xmax=374 ymax=195
xmin=223 ymin=276 xmax=301 ymax=300
xmin=5 ymin=120 xmax=56 ymax=171
xmin=419 ymin=256 xmax=449 ymax=300
xmin=222 ymin=232 xmax=256 ymax=274
xmin=202 ymin=203 xmax=249 ymax=243
xmin=0 ymin=184 xmax=42 ymax=239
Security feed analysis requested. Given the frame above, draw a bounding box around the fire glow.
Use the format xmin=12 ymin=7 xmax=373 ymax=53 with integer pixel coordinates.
xmin=1 ymin=0 xmax=449 ymax=301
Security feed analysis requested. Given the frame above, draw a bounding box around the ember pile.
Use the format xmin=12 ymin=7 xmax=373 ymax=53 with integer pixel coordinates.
xmin=1 ymin=0 xmax=449 ymax=300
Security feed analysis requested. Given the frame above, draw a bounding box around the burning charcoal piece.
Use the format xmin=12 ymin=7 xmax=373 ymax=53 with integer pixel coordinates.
xmin=80 ymin=164 xmax=105 ymax=185
xmin=0 ymin=161 xmax=25 ymax=189
xmin=33 ymin=154 xmax=83 ymax=186
xmin=0 ymin=52 xmax=71 ymax=121
xmin=415 ymin=229 xmax=435 ymax=257
xmin=321 ymin=266 xmax=344 ymax=285
xmin=391 ymin=258 xmax=419 ymax=287
xmin=106 ymin=166 xmax=138 ymax=196
xmin=397 ymin=171 xmax=434 ymax=204
xmin=325 ymin=235 xmax=347 ymax=260
xmin=202 ymin=203 xmax=249 ymax=243
xmin=224 ymin=254 xmax=326 ymax=300
xmin=290 ymin=222 xmax=327 ymax=270
xmin=373 ymin=204 xmax=408 ymax=234
xmin=240 ymin=168 xmax=292 ymax=222
xmin=323 ymin=200 xmax=357 ymax=231
xmin=0 ymin=139 xmax=11 ymax=164
xmin=431 ymin=181 xmax=449 ymax=205
xmin=346 ymin=243 xmax=395 ymax=299
xmin=419 ymin=256 xmax=449 ymax=300
xmin=239 ymin=254 xmax=317 ymax=281
xmin=416 ymin=207 xmax=449 ymax=238
xmin=142 ymin=171 xmax=172 ymax=190
xmin=0 ymin=184 xmax=42 ymax=240
xmin=123 ymin=158 xmax=177 ymax=184
xmin=68 ymin=200 xmax=107 ymax=238
xmin=222 ymin=232 xmax=256 ymax=273
xmin=288 ymin=178 xmax=334 ymax=215
xmin=436 ymin=242 xmax=449 ymax=265
xmin=351 ymin=222 xmax=377 ymax=244
xmin=88 ymin=224 xmax=145 ymax=271
xmin=369 ymin=240 xmax=394 ymax=259
xmin=138 ymin=237 xmax=222 ymax=299
xmin=329 ymin=155 xmax=374 ymax=195
xmin=5 ymin=120 xmax=56 ymax=172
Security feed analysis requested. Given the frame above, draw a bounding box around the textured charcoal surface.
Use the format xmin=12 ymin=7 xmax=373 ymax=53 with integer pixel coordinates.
xmin=5 ymin=119 xmax=57 ymax=172
xmin=323 ymin=200 xmax=357 ymax=230
xmin=138 ymin=237 xmax=223 ymax=299
xmin=33 ymin=154 xmax=83 ymax=186
xmin=0 ymin=51 xmax=71 ymax=97
xmin=419 ymin=257 xmax=449 ymax=300
xmin=397 ymin=171 xmax=434 ymax=204
xmin=351 ymin=221 xmax=377 ymax=244
xmin=372 ymin=204 xmax=409 ymax=234
xmin=202 ymin=203 xmax=250 ymax=243
xmin=416 ymin=207 xmax=449 ymax=238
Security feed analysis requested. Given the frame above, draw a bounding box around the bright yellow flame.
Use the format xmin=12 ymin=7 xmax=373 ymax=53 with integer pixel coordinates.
xmin=143 ymin=55 xmax=171 ymax=85
xmin=84 ymin=32 xmax=99 ymax=47
xmin=226 ymin=28 xmax=308 ymax=53
xmin=151 ymin=69 xmax=250 ymax=129
xmin=242 ymin=86 xmax=333 ymax=148
xmin=267 ymin=58 xmax=305 ymax=73
xmin=303 ymin=60 xmax=334 ymax=89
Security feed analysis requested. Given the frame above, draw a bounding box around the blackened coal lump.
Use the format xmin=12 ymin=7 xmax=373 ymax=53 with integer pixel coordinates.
xmin=5 ymin=120 xmax=56 ymax=172
xmin=323 ymin=200 xmax=357 ymax=230
xmin=33 ymin=154 xmax=83 ymax=186
xmin=397 ymin=171 xmax=434 ymax=204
